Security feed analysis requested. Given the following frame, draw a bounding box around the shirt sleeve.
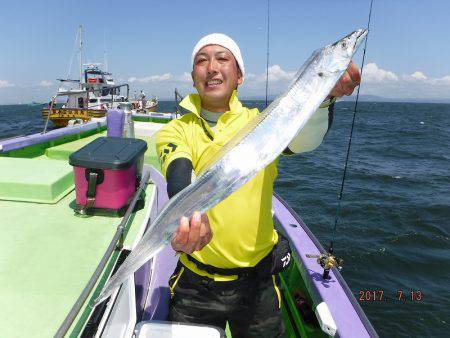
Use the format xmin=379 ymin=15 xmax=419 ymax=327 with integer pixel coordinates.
xmin=156 ymin=120 xmax=193 ymax=178
xmin=284 ymin=101 xmax=334 ymax=154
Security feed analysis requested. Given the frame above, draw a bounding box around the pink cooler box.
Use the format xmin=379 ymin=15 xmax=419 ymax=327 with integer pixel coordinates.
xmin=69 ymin=137 xmax=147 ymax=212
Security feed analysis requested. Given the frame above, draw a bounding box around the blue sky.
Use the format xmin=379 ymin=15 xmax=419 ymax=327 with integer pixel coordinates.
xmin=0 ymin=0 xmax=449 ymax=103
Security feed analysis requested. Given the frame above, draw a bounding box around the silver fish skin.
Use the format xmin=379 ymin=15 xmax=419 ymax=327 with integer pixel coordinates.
xmin=94 ymin=29 xmax=367 ymax=305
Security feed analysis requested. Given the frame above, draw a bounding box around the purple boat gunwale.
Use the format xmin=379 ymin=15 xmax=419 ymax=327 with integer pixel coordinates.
xmin=138 ymin=168 xmax=178 ymax=322
xmin=0 ymin=120 xmax=106 ymax=153
xmin=273 ymin=192 xmax=378 ymax=337
xmin=138 ymin=167 xmax=378 ymax=337
xmin=134 ymin=168 xmax=169 ymax=320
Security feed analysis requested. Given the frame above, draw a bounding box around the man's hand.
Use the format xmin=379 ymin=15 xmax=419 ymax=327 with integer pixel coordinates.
xmin=328 ymin=61 xmax=361 ymax=98
xmin=171 ymin=211 xmax=213 ymax=254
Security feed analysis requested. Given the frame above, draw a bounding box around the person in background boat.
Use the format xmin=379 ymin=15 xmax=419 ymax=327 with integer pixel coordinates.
xmin=156 ymin=33 xmax=360 ymax=337
xmin=140 ymin=90 xmax=147 ymax=109
xmin=47 ymin=98 xmax=57 ymax=109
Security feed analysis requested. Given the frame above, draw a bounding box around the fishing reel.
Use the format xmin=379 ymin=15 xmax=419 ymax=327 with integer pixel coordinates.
xmin=306 ymin=252 xmax=343 ymax=280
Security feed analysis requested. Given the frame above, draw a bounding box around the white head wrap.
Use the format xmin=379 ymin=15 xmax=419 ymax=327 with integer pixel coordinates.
xmin=191 ymin=33 xmax=245 ymax=78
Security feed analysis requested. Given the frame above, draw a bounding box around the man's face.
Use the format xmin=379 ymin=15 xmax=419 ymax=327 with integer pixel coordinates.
xmin=192 ymin=44 xmax=243 ymax=111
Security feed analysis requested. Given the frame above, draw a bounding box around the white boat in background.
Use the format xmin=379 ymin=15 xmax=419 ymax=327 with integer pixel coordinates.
xmin=131 ymin=90 xmax=158 ymax=114
xmin=42 ymin=26 xmax=129 ymax=127
xmin=130 ymin=88 xmax=184 ymax=124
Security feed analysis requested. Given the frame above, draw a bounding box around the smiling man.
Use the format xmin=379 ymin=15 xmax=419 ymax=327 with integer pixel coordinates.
xmin=156 ymin=33 xmax=360 ymax=337
xmin=190 ymin=42 xmax=243 ymax=113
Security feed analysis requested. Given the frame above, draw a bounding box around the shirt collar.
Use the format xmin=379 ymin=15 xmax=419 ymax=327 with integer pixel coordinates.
xmin=179 ymin=90 xmax=243 ymax=117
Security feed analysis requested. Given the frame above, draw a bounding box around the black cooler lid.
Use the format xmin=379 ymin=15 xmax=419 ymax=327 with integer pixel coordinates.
xmin=69 ymin=137 xmax=148 ymax=169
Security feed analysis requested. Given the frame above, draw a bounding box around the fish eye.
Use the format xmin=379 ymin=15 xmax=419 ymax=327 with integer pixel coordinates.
xmin=342 ymin=41 xmax=347 ymax=48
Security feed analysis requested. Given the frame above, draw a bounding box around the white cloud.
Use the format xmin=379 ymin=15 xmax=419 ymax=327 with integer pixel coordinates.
xmin=403 ymin=71 xmax=428 ymax=82
xmin=153 ymin=73 xmax=172 ymax=82
xmin=437 ymin=75 xmax=450 ymax=85
xmin=245 ymin=73 xmax=257 ymax=80
xmin=0 ymin=80 xmax=14 ymax=88
xmin=177 ymin=72 xmax=192 ymax=82
xmin=360 ymin=63 xmax=450 ymax=99
xmin=242 ymin=63 xmax=450 ymax=100
xmin=245 ymin=65 xmax=296 ymax=85
xmin=127 ymin=65 xmax=294 ymax=88
xmin=39 ymin=80 xmax=53 ymax=87
xmin=242 ymin=65 xmax=298 ymax=95
xmin=128 ymin=73 xmax=172 ymax=83
xmin=267 ymin=65 xmax=296 ymax=82
xmin=410 ymin=71 xmax=427 ymax=81
xmin=363 ymin=63 xmax=398 ymax=83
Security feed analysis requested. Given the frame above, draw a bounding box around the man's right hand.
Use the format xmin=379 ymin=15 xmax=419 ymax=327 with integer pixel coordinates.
xmin=171 ymin=211 xmax=212 ymax=254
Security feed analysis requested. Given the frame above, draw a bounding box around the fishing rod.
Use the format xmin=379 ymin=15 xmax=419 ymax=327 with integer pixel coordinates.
xmin=331 ymin=0 xmax=374 ymax=250
xmin=309 ymin=0 xmax=375 ymax=280
xmin=265 ymin=0 xmax=270 ymax=108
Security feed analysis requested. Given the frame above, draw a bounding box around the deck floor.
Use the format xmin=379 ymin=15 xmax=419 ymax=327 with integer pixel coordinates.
xmin=0 ymin=128 xmax=160 ymax=337
xmin=0 ymin=184 xmax=155 ymax=338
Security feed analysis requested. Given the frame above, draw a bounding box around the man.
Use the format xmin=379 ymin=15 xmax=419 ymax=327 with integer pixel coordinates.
xmin=156 ymin=33 xmax=360 ymax=337
xmin=139 ymin=90 xmax=147 ymax=109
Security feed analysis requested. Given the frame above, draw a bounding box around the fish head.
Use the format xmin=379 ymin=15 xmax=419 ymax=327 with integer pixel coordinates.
xmin=332 ymin=29 xmax=368 ymax=58
xmin=320 ymin=29 xmax=368 ymax=74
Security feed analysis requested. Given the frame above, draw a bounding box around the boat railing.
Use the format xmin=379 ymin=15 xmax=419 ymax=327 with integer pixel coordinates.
xmin=42 ymin=94 xmax=58 ymax=134
xmin=174 ymin=88 xmax=184 ymax=115
xmin=85 ymin=103 xmax=110 ymax=110
xmin=0 ymin=120 xmax=106 ymax=153
xmin=85 ymin=83 xmax=130 ymax=101
xmin=0 ymin=134 xmax=25 ymax=142
xmin=86 ymin=84 xmax=130 ymax=99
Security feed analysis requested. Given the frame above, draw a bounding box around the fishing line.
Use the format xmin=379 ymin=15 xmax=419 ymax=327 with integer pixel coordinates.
xmin=329 ymin=0 xmax=374 ymax=254
xmin=265 ymin=0 xmax=270 ymax=108
xmin=66 ymin=28 xmax=80 ymax=80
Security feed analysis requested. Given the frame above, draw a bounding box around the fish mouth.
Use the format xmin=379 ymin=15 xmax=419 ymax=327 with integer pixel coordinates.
xmin=354 ymin=28 xmax=368 ymax=49
xmin=331 ymin=28 xmax=368 ymax=50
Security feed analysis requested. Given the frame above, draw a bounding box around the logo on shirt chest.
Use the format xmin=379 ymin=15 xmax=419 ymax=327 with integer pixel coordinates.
xmin=160 ymin=143 xmax=177 ymax=163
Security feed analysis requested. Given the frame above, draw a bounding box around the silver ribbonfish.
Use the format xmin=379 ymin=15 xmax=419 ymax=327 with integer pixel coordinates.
xmin=94 ymin=29 xmax=368 ymax=305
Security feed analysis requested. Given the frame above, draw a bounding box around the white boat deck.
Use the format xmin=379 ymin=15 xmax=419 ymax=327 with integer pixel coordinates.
xmin=134 ymin=121 xmax=165 ymax=138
